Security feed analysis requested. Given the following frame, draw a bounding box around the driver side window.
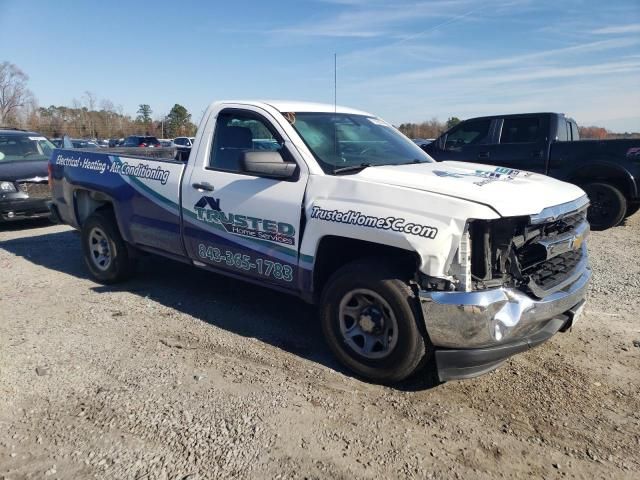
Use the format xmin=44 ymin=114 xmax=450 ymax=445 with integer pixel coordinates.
xmin=445 ymin=119 xmax=491 ymax=151
xmin=208 ymin=111 xmax=285 ymax=173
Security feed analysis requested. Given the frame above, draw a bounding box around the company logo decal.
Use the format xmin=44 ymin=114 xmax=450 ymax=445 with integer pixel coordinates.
xmin=194 ymin=196 xmax=296 ymax=246
xmin=434 ymin=167 xmax=530 ymax=186
xmin=310 ymin=206 xmax=438 ymax=239
xmin=110 ymin=159 xmax=170 ymax=185
xmin=54 ymin=155 xmax=171 ymax=185
xmin=626 ymin=147 xmax=640 ymax=159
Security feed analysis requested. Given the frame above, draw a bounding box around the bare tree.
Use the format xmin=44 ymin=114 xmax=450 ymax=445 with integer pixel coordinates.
xmin=100 ymin=99 xmax=116 ymax=138
xmin=71 ymin=98 xmax=86 ymax=137
xmin=116 ymin=104 xmax=125 ymax=136
xmin=83 ymin=91 xmax=98 ymax=138
xmin=0 ymin=62 xmax=34 ymax=125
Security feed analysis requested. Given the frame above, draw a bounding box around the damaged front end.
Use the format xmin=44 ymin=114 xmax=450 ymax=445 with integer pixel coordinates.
xmin=468 ymin=207 xmax=589 ymax=297
xmin=418 ymin=196 xmax=592 ymax=381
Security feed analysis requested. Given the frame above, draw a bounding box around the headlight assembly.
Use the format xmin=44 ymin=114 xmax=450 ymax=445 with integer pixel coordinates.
xmin=0 ymin=181 xmax=17 ymax=192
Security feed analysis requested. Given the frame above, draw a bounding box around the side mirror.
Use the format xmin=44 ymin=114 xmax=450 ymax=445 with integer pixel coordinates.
xmin=241 ymin=150 xmax=297 ymax=179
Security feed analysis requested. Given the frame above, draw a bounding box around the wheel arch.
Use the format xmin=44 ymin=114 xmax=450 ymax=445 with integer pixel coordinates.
xmin=73 ymin=189 xmax=116 ymax=225
xmin=72 ymin=188 xmax=133 ymax=241
xmin=311 ymin=235 xmax=421 ymax=301
xmin=567 ymin=162 xmax=637 ymax=200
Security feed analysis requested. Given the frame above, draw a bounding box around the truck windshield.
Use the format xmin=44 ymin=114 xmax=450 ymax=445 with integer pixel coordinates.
xmin=286 ymin=112 xmax=434 ymax=174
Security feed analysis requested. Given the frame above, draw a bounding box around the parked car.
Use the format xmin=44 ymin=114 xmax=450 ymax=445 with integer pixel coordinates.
xmin=424 ymin=112 xmax=640 ymax=229
xmin=172 ymin=136 xmax=196 ymax=148
xmin=171 ymin=136 xmax=196 ymax=161
xmin=71 ymin=139 xmax=100 ymax=149
xmin=159 ymin=139 xmax=173 ymax=147
xmin=0 ymin=128 xmax=53 ymax=222
xmin=49 ymin=100 xmax=590 ymax=384
xmin=123 ymin=135 xmax=161 ymax=148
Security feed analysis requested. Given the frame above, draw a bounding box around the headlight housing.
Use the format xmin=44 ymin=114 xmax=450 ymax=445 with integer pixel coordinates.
xmin=0 ymin=181 xmax=17 ymax=192
xmin=448 ymin=224 xmax=471 ymax=291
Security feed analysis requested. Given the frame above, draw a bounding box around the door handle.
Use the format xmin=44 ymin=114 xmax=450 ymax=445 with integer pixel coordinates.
xmin=192 ymin=182 xmax=214 ymax=191
xmin=478 ymin=151 xmax=490 ymax=159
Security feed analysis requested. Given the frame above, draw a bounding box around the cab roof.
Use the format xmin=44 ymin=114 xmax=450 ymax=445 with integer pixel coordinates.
xmin=214 ymin=100 xmax=374 ymax=117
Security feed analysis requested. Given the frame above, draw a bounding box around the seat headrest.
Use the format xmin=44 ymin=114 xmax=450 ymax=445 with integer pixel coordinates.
xmin=220 ymin=126 xmax=253 ymax=149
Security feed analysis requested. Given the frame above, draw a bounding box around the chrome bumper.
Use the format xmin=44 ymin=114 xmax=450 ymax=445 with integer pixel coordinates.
xmin=419 ymin=264 xmax=591 ymax=349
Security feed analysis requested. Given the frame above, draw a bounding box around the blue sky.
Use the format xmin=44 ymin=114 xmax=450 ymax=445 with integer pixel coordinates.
xmin=1 ymin=0 xmax=639 ymax=131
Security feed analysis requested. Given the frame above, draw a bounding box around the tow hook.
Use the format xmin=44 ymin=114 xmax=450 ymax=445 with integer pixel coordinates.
xmin=559 ymin=300 xmax=586 ymax=332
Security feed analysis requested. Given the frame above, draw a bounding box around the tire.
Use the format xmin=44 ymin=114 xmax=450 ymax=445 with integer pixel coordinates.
xmin=582 ymin=182 xmax=627 ymax=230
xmin=625 ymin=203 xmax=640 ymax=218
xmin=320 ymin=259 xmax=430 ymax=384
xmin=81 ymin=210 xmax=135 ymax=283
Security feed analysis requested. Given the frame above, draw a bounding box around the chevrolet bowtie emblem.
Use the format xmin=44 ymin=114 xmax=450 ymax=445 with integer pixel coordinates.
xmin=572 ymin=233 xmax=585 ymax=250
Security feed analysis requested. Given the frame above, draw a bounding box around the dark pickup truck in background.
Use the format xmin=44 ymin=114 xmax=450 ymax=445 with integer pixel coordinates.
xmin=424 ymin=112 xmax=640 ymax=229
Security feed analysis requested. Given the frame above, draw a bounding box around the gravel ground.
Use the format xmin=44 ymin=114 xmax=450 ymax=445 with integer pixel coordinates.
xmin=0 ymin=214 xmax=639 ymax=479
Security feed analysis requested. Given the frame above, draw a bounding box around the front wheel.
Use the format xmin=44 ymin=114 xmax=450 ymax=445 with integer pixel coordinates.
xmin=81 ymin=210 xmax=135 ymax=283
xmin=320 ymin=259 xmax=430 ymax=383
xmin=582 ymin=182 xmax=627 ymax=230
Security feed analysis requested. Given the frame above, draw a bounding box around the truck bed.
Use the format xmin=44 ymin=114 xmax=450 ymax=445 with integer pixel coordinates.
xmin=50 ymin=147 xmax=188 ymax=255
xmin=72 ymin=146 xmax=182 ymax=161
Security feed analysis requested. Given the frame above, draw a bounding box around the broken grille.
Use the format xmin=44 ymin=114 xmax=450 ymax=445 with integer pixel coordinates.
xmin=18 ymin=182 xmax=51 ymax=199
xmin=517 ymin=210 xmax=588 ymax=297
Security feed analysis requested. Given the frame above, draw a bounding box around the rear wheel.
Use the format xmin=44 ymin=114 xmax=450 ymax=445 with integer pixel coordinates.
xmin=81 ymin=210 xmax=135 ymax=283
xmin=320 ymin=259 xmax=429 ymax=383
xmin=582 ymin=182 xmax=627 ymax=230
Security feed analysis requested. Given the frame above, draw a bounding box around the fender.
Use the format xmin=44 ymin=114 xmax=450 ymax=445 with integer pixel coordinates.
xmin=299 ymin=174 xmax=500 ymax=281
xmin=71 ymin=188 xmax=130 ymax=239
xmin=567 ymin=160 xmax=638 ymax=199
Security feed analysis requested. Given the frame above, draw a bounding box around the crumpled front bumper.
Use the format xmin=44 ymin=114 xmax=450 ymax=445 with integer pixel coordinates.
xmin=419 ymin=262 xmax=591 ymax=381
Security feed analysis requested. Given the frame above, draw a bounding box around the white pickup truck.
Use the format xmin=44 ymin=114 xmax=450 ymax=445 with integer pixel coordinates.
xmin=49 ymin=100 xmax=591 ymax=383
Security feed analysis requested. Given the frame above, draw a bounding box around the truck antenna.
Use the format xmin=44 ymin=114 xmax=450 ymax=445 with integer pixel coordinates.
xmin=334 ymin=52 xmax=337 ymax=114
xmin=333 ymin=52 xmax=338 ymax=164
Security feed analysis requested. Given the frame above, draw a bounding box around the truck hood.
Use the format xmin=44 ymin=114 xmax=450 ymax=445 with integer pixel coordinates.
xmin=0 ymin=159 xmax=49 ymax=182
xmin=356 ymin=161 xmax=586 ymax=217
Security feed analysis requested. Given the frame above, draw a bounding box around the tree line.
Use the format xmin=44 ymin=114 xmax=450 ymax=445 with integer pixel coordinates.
xmin=27 ymin=101 xmax=197 ymax=139
xmin=1 ymin=61 xmax=197 ymax=139
xmin=398 ymin=117 xmax=461 ymax=139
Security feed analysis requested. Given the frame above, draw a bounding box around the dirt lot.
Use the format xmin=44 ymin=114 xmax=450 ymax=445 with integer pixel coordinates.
xmin=1 ymin=214 xmax=639 ymax=480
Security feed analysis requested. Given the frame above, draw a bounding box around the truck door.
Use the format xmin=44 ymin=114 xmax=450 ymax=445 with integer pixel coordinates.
xmin=181 ymin=107 xmax=308 ymax=290
xmin=483 ymin=115 xmax=549 ymax=173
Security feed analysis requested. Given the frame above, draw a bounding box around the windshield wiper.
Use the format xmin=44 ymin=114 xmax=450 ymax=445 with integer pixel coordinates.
xmin=333 ymin=163 xmax=373 ymax=175
xmin=333 ymin=159 xmax=426 ymax=175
